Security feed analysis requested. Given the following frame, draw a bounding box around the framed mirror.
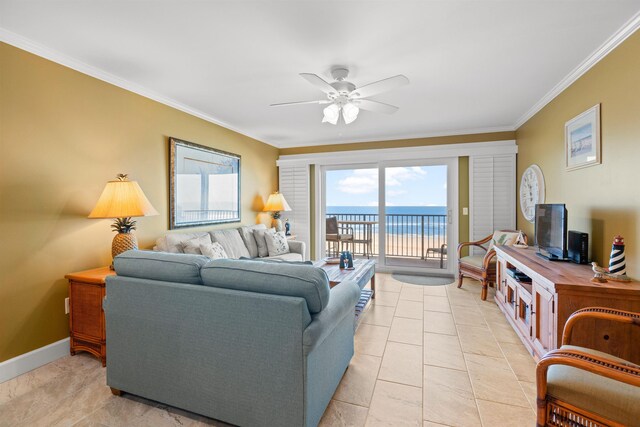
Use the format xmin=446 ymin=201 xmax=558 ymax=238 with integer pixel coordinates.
xmin=169 ymin=137 xmax=241 ymax=229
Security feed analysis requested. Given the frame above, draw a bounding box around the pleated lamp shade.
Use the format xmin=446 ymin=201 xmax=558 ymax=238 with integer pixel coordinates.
xmin=263 ymin=192 xmax=292 ymax=212
xmin=89 ymin=177 xmax=158 ymax=219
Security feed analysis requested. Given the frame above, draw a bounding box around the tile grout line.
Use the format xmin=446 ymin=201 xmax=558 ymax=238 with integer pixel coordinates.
xmin=478 ymin=286 xmax=538 ymax=415
xmin=445 ymin=280 xmax=488 ymax=427
xmin=362 ymin=274 xmax=402 ymax=426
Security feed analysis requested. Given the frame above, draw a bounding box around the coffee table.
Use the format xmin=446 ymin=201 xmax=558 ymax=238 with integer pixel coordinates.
xmin=314 ymin=258 xmax=376 ymax=296
xmin=314 ymin=259 xmax=376 ymax=324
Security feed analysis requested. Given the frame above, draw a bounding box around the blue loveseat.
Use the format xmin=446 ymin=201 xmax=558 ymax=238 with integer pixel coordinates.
xmin=103 ymin=250 xmax=361 ymax=427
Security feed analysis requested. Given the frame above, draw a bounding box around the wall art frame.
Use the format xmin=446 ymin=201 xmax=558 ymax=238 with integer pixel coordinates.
xmin=169 ymin=137 xmax=241 ymax=229
xmin=565 ymin=104 xmax=601 ymax=171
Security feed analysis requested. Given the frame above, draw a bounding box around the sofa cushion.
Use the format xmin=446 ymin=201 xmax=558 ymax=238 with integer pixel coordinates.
xmin=113 ymin=250 xmax=209 ymax=285
xmin=163 ymin=232 xmax=210 ymax=253
xmin=242 ymin=256 xmax=309 ymax=264
xmin=210 ymin=229 xmax=251 ymax=259
xmin=200 ymin=242 xmax=228 ymax=259
xmin=254 ymin=227 xmax=275 ymax=257
xmin=265 ymin=252 xmax=303 ymax=262
xmin=181 ymin=234 xmax=213 ymax=255
xmin=265 ymin=231 xmax=290 ymax=256
xmin=239 ymin=224 xmax=266 ymax=258
xmin=201 ymin=259 xmax=331 ymax=314
xmin=547 ymin=345 xmax=640 ymax=426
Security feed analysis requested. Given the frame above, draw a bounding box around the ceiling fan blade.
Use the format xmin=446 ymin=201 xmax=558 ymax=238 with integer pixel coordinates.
xmin=353 ymin=99 xmax=399 ymax=114
xmin=350 ymin=75 xmax=409 ymax=99
xmin=270 ymin=100 xmax=331 ymax=107
xmin=299 ymin=73 xmax=337 ymax=95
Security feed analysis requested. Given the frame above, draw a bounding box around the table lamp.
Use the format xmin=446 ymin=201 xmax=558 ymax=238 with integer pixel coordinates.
xmin=89 ymin=174 xmax=159 ymax=265
xmin=263 ymin=191 xmax=291 ymax=232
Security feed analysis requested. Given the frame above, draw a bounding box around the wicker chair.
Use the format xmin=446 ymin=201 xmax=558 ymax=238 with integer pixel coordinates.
xmin=536 ymin=307 xmax=640 ymax=427
xmin=325 ymin=217 xmax=353 ymax=257
xmin=456 ymin=230 xmax=525 ymax=300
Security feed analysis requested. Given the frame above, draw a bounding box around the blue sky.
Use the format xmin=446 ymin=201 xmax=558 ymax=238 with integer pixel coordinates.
xmin=326 ymin=165 xmax=447 ymax=206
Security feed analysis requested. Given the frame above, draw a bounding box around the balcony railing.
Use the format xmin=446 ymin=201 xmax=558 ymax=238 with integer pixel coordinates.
xmin=180 ymin=209 xmax=238 ymax=222
xmin=326 ymin=213 xmax=447 ymax=261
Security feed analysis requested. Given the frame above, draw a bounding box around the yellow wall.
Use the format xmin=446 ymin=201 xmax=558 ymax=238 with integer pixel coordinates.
xmin=0 ymin=43 xmax=279 ymax=362
xmin=284 ymin=132 xmax=516 ymax=259
xmin=516 ymin=31 xmax=640 ymax=277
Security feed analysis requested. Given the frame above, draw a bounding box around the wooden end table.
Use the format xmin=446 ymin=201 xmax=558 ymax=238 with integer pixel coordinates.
xmin=65 ymin=267 xmax=115 ymax=367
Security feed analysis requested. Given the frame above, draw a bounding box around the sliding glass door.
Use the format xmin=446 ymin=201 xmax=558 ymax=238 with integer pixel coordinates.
xmin=382 ymin=162 xmax=451 ymax=271
xmin=320 ymin=158 xmax=457 ymax=274
xmin=323 ymin=165 xmax=379 ymax=259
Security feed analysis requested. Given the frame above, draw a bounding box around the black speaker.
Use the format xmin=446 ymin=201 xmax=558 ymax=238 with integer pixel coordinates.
xmin=568 ymin=230 xmax=589 ymax=264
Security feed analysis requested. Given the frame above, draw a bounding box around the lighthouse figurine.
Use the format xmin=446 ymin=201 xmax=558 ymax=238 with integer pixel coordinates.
xmin=608 ymin=235 xmax=627 ymax=276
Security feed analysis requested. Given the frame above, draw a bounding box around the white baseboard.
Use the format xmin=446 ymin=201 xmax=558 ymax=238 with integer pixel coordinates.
xmin=0 ymin=338 xmax=70 ymax=383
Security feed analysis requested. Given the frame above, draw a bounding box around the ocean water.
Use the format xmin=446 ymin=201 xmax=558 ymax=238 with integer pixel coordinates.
xmin=327 ymin=206 xmax=447 ymax=236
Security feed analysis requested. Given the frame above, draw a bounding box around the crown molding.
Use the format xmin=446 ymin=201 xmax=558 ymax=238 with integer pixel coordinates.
xmin=0 ymin=27 xmax=276 ymax=148
xmin=514 ymin=10 xmax=640 ymax=129
xmin=275 ymin=125 xmax=515 ymax=149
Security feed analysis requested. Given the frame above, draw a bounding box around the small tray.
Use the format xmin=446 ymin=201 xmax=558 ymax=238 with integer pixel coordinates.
xmin=324 ymin=257 xmax=341 ymax=264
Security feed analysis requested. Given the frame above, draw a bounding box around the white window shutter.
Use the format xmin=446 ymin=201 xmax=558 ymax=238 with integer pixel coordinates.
xmin=469 ymin=155 xmax=516 ymax=255
xmin=279 ymin=165 xmax=310 ymax=260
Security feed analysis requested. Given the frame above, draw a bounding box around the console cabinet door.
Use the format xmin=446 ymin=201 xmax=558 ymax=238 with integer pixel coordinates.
xmin=515 ymin=285 xmax=533 ymax=339
xmin=504 ymin=278 xmax=518 ymax=319
xmin=496 ymin=260 xmax=506 ymax=303
xmin=532 ymin=283 xmax=555 ymax=356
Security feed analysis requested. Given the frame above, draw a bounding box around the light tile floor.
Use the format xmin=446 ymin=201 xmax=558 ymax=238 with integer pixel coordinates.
xmin=0 ymin=274 xmax=537 ymax=426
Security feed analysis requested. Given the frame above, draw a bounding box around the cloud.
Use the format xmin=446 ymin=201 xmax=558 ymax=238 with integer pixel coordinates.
xmin=337 ymin=169 xmax=378 ymax=194
xmin=411 ymin=166 xmax=427 ymax=175
xmin=386 ymin=167 xmax=428 ymax=187
xmin=336 ymin=167 xmax=428 ymax=195
xmin=443 ymin=182 xmax=447 ymax=190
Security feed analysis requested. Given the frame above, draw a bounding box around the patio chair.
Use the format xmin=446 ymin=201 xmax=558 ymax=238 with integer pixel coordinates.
xmin=536 ymin=307 xmax=640 ymax=427
xmin=426 ymin=243 xmax=447 ymax=268
xmin=326 ymin=217 xmax=354 ymax=256
xmin=457 ymin=230 xmax=525 ymax=300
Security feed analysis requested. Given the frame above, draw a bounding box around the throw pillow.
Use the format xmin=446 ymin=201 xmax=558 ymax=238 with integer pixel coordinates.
xmin=264 ymin=230 xmax=290 ymax=257
xmin=239 ymin=225 xmax=265 ymax=258
xmin=210 ymin=229 xmax=251 ymax=259
xmin=181 ymin=234 xmax=213 ymax=254
xmin=254 ymin=227 xmax=275 ymax=257
xmin=200 ymin=242 xmax=228 ymax=259
xmin=488 ymin=231 xmax=521 ymax=252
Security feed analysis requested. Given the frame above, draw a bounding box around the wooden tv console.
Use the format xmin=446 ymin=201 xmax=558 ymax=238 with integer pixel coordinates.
xmin=494 ymin=246 xmax=640 ymax=364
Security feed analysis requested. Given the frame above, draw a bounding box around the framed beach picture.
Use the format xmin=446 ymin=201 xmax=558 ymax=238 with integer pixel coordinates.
xmin=169 ymin=137 xmax=241 ymax=229
xmin=565 ymin=104 xmax=601 ymax=171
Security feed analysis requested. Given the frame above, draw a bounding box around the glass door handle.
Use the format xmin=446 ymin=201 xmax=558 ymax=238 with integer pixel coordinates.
xmin=447 ymin=209 xmax=452 ymax=224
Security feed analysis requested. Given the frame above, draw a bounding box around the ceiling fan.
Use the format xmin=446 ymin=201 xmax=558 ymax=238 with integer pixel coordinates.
xmin=270 ymin=67 xmax=409 ymax=125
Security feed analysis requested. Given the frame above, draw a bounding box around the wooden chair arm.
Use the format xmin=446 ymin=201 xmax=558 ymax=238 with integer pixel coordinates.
xmin=562 ymin=307 xmax=640 ymax=346
xmin=457 ymin=234 xmax=492 ymax=258
xmin=536 ymin=348 xmax=640 ymax=409
xmin=482 ymin=249 xmax=497 ymax=269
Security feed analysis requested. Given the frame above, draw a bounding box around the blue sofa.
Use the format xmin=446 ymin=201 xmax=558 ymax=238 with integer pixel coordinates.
xmin=103 ymin=250 xmax=361 ymax=427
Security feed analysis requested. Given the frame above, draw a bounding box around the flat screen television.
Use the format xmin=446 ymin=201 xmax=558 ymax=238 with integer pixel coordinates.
xmin=534 ymin=204 xmax=568 ymax=260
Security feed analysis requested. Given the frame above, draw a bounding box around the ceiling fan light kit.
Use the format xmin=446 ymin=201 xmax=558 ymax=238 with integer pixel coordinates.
xmin=271 ymin=67 xmax=408 ymax=125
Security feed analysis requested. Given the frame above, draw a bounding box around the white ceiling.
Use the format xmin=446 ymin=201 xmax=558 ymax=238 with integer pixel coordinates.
xmin=1 ymin=1 xmax=639 ymax=148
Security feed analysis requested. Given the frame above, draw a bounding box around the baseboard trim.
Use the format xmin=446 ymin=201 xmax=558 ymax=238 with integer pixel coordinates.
xmin=0 ymin=338 xmax=70 ymax=383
